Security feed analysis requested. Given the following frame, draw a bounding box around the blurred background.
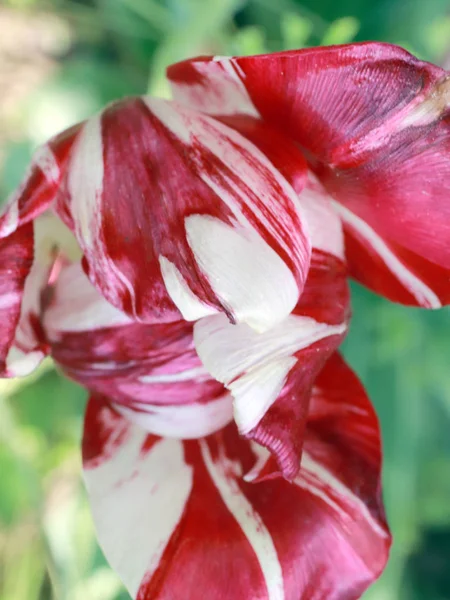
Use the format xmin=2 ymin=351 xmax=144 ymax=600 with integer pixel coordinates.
xmin=1 ymin=0 xmax=450 ymax=598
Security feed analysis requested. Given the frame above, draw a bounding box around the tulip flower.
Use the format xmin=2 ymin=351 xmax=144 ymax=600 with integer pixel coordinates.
xmin=3 ymin=40 xmax=447 ymax=598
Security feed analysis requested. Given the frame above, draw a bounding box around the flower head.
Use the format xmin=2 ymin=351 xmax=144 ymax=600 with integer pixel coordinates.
xmin=8 ymin=40 xmax=450 ymax=599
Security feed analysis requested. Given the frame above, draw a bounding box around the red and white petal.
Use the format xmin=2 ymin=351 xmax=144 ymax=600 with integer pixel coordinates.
xmin=219 ymin=115 xmax=344 ymax=261
xmin=0 ymin=223 xmax=37 ymax=376
xmin=194 ymin=248 xmax=349 ymax=480
xmin=82 ymin=366 xmax=390 ymax=600
xmin=0 ymin=124 xmax=81 ymax=238
xmin=60 ymin=98 xmax=310 ymax=331
xmin=44 ymin=263 xmax=232 ymax=437
xmin=168 ymin=43 xmax=443 ymax=159
xmin=169 ymin=44 xmax=450 ymax=306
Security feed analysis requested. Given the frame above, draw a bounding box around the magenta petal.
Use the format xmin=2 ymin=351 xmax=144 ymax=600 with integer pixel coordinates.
xmin=82 ymin=355 xmax=390 ymax=600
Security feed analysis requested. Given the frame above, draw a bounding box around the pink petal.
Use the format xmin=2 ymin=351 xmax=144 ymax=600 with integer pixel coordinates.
xmin=168 ymin=43 xmax=450 ymax=307
xmin=82 ymin=357 xmax=390 ymax=600
xmin=44 ymin=263 xmax=232 ymax=438
xmin=59 ymin=97 xmax=310 ymax=331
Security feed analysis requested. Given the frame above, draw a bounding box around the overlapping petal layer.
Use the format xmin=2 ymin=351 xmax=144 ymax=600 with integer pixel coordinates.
xmin=45 ymin=263 xmax=232 ymax=438
xmin=194 ymin=244 xmax=349 ymax=480
xmin=82 ymin=355 xmax=390 ymax=600
xmin=189 ymin=119 xmax=349 ymax=479
xmin=53 ymin=97 xmax=311 ymax=331
xmin=168 ymin=43 xmax=450 ymax=307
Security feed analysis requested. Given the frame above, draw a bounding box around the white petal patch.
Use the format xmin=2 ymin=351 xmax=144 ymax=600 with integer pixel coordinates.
xmin=229 ymin=356 xmax=297 ymax=434
xmin=194 ymin=313 xmax=346 ymax=385
xmin=67 ymin=116 xmax=104 ymax=253
xmin=5 ymin=346 xmax=45 ymax=378
xmin=84 ymin=428 xmax=193 ymax=598
xmin=114 ymin=391 xmax=233 ymax=439
xmin=44 ymin=263 xmax=132 ymax=339
xmin=333 ymin=201 xmax=441 ymax=308
xmin=67 ymin=116 xmax=138 ymax=317
xmin=186 ymin=215 xmax=298 ymax=332
xmin=200 ymin=439 xmax=285 ymax=600
xmin=297 ymin=176 xmax=344 ymax=259
xmin=159 ymin=255 xmax=217 ymax=321
xmin=138 ymin=365 xmax=209 ymax=384
xmin=169 ymin=58 xmax=260 ymax=118
xmin=194 ymin=313 xmax=346 ymax=433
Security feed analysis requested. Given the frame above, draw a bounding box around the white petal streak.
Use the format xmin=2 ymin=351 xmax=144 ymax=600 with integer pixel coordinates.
xmin=170 ymin=58 xmax=259 ymax=117
xmin=139 ymin=365 xmax=208 ymax=384
xmin=44 ymin=263 xmax=132 ymax=338
xmin=230 ymin=356 xmax=298 ymax=434
xmin=200 ymin=439 xmax=285 ymax=600
xmin=84 ymin=432 xmax=193 ymax=598
xmin=68 ymin=117 xmax=104 ymax=251
xmin=159 ymin=255 xmax=217 ymax=321
xmin=144 ymin=97 xmax=310 ymax=330
xmin=194 ymin=313 xmax=346 ymax=385
xmin=114 ymin=392 xmax=233 ymax=439
xmin=186 ymin=215 xmax=298 ymax=332
xmin=67 ymin=117 xmax=138 ymax=316
xmin=5 ymin=346 xmax=44 ymax=378
xmin=297 ymin=177 xmax=344 ymax=258
xmin=298 ymin=452 xmax=389 ymax=539
xmin=33 ymin=144 xmax=60 ymax=183
xmin=333 ymin=201 xmax=441 ymax=308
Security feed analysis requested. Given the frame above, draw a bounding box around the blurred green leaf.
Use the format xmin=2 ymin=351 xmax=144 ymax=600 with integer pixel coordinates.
xmin=281 ymin=12 xmax=313 ymax=49
xmin=321 ymin=16 xmax=359 ymax=45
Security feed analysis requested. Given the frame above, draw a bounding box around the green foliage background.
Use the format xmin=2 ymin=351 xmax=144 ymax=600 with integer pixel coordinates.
xmin=1 ymin=0 xmax=450 ymax=598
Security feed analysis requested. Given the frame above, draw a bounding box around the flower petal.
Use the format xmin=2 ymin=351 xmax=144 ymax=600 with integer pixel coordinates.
xmin=0 ymin=223 xmax=39 ymax=376
xmin=169 ymin=43 xmax=450 ymax=306
xmin=82 ymin=357 xmax=389 ymax=600
xmin=0 ymin=124 xmax=81 ymax=238
xmin=194 ymin=247 xmax=349 ymax=480
xmin=60 ymin=97 xmax=310 ymax=331
xmin=44 ymin=263 xmax=232 ymax=437
xmin=189 ymin=122 xmax=348 ymax=479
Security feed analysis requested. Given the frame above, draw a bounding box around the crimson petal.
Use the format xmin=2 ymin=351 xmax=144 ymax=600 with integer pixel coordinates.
xmin=82 ymin=355 xmax=390 ymax=600
xmin=168 ymin=43 xmax=450 ymax=307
